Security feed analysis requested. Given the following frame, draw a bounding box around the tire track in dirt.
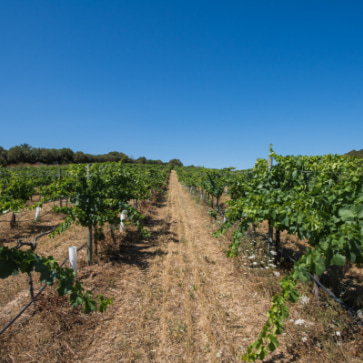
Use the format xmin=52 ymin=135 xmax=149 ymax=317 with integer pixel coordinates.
xmin=172 ymin=180 xmax=217 ymax=362
xmin=172 ymin=192 xmax=194 ymax=362
xmin=158 ymin=173 xmax=183 ymax=361
xmin=168 ymin=171 xmax=272 ymax=362
xmin=175 ymin=176 xmax=233 ymax=361
xmin=157 ymin=170 xmax=196 ymax=362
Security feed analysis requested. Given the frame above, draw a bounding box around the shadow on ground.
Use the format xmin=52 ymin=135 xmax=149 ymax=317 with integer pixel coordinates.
xmin=100 ymin=189 xmax=178 ymax=270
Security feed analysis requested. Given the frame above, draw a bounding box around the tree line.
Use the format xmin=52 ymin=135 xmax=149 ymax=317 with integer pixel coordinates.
xmin=346 ymin=148 xmax=363 ymax=159
xmin=0 ymin=144 xmax=183 ymax=168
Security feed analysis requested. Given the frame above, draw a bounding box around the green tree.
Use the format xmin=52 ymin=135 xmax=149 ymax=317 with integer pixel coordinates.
xmin=8 ymin=146 xmax=25 ymax=164
xmin=169 ymin=159 xmax=183 ymax=168
xmin=0 ymin=146 xmax=8 ymax=166
xmin=59 ymin=148 xmax=74 ymax=164
xmin=74 ymin=151 xmax=87 ymax=164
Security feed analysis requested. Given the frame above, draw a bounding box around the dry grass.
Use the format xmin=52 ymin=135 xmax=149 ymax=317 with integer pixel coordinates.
xmin=0 ymin=173 xmax=362 ymax=362
xmin=188 ymin=187 xmax=363 ymax=362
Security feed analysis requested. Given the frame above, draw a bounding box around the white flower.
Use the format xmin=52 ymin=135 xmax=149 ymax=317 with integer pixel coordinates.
xmin=294 ymin=319 xmax=306 ymax=326
xmin=270 ymin=250 xmax=277 ymax=256
xmin=248 ymin=255 xmax=256 ymax=259
xmin=273 ymin=271 xmax=280 ymax=277
xmin=299 ymin=295 xmax=310 ymax=305
xmin=252 ymin=262 xmax=258 ymax=266
xmin=336 ymin=331 xmax=341 ymax=337
xmin=269 ymin=264 xmax=277 ymax=268
xmin=302 ymin=337 xmax=308 ymax=342
xmin=357 ymin=309 xmax=363 ymax=320
xmin=265 ymin=266 xmax=269 ymax=269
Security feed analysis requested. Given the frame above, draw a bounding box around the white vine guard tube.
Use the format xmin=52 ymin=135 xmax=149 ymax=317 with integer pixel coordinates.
xmin=69 ymin=246 xmax=77 ymax=279
xmin=35 ymin=207 xmax=41 ymax=220
xmin=120 ymin=211 xmax=127 ymax=232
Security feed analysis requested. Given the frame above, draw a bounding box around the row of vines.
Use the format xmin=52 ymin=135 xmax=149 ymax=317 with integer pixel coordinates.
xmin=0 ymin=162 xmax=171 ymax=315
xmin=176 ymin=148 xmax=363 ymax=361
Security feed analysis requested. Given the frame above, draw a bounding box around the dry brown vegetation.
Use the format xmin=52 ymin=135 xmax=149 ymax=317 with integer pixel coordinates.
xmin=0 ymin=171 xmax=362 ymax=362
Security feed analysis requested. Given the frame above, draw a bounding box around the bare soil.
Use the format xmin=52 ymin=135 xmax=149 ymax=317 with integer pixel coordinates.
xmin=0 ymin=171 xmax=362 ymax=362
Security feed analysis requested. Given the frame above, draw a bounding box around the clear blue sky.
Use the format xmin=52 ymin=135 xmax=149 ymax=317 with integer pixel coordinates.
xmin=1 ymin=1 xmax=362 ymax=169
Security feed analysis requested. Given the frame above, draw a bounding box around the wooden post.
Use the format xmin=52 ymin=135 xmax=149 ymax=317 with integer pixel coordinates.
xmin=268 ymin=221 xmax=273 ymax=257
xmin=251 ymin=223 xmax=256 ymax=246
xmin=86 ymin=165 xmax=92 ymax=265
xmin=200 ymin=172 xmax=203 ymax=200
xmin=94 ymin=228 xmax=98 ymax=257
xmin=110 ymin=224 xmax=116 ymax=242
xmin=87 ymin=224 xmax=93 ymax=265
xmin=9 ymin=212 xmax=16 ymax=229
xmin=313 ymin=275 xmax=320 ymax=303
xmin=28 ymin=272 xmax=35 ymax=305
xmin=59 ymin=168 xmax=62 ymax=207
xmin=268 ymin=155 xmax=273 ymax=172
xmin=275 ymin=230 xmax=280 ymax=246
xmin=275 ymin=230 xmax=281 ymax=263
xmin=268 ymin=154 xmax=273 ymax=256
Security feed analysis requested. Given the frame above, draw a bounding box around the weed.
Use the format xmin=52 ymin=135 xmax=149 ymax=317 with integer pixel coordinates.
xmin=178 ymin=324 xmax=186 ymax=334
xmin=107 ymin=277 xmax=117 ymax=287
xmin=204 ymin=255 xmax=216 ymax=264
xmin=39 ymin=337 xmax=48 ymax=345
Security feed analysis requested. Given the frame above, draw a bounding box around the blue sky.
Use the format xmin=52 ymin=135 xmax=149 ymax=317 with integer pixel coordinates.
xmin=1 ymin=1 xmax=362 ymax=169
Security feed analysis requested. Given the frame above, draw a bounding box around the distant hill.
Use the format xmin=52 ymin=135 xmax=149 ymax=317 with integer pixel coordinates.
xmin=345 ymin=149 xmax=363 ymax=158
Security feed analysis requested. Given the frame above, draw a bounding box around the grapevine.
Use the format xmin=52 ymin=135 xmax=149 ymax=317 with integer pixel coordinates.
xmin=0 ymin=245 xmax=113 ymax=313
xmin=177 ymin=149 xmax=363 ymax=361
